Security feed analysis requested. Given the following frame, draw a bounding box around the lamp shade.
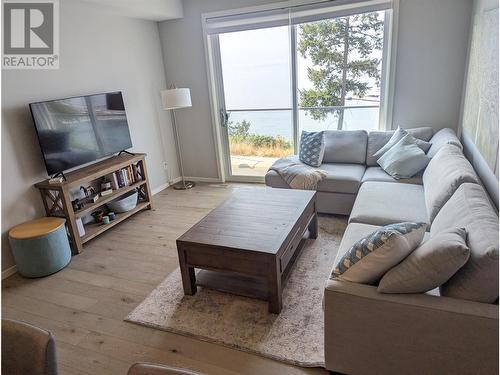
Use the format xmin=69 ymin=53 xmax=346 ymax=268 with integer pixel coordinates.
xmin=161 ymin=88 xmax=192 ymax=110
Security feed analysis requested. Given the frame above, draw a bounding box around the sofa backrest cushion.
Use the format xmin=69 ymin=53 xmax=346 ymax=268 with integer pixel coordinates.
xmin=431 ymin=183 xmax=499 ymax=303
xmin=366 ymin=127 xmax=433 ymax=166
xmin=427 ymin=128 xmax=463 ymax=158
xmin=323 ymin=130 xmax=368 ymax=164
xmin=423 ymin=144 xmax=480 ymax=222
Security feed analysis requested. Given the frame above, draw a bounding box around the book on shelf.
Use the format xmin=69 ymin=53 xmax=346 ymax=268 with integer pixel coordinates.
xmin=109 ymin=166 xmax=141 ymax=189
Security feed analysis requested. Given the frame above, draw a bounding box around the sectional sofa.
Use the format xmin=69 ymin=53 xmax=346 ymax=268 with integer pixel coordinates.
xmin=265 ymin=127 xmax=499 ymax=375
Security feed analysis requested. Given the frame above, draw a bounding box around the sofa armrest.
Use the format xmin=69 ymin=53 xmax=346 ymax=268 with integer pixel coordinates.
xmin=324 ymin=279 xmax=499 ymax=375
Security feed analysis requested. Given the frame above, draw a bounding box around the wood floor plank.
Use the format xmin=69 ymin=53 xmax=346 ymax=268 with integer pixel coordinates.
xmin=2 ymin=183 xmax=328 ymax=375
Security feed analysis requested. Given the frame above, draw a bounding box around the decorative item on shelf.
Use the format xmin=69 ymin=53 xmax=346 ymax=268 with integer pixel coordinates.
xmin=102 ymin=216 xmax=110 ymax=225
xmin=76 ymin=218 xmax=86 ymax=237
xmin=108 ymin=212 xmax=116 ymax=221
xmin=91 ymin=210 xmax=104 ymax=223
xmin=72 ymin=198 xmax=84 ymax=211
xmin=80 ymin=185 xmax=95 ymax=197
xmin=100 ymin=180 xmax=113 ymax=197
xmin=161 ymin=86 xmax=195 ymax=190
xmin=81 ymin=185 xmax=99 ymax=203
xmin=100 ymin=189 xmax=113 ymax=197
xmin=106 ymin=190 xmax=138 ymax=213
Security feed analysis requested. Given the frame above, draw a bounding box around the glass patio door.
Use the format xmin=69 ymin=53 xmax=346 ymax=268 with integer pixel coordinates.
xmin=217 ymin=26 xmax=294 ymax=179
xmin=205 ymin=0 xmax=393 ymax=182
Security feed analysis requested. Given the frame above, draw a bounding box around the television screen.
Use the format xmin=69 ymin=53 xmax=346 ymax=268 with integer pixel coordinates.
xmin=30 ymin=91 xmax=133 ymax=176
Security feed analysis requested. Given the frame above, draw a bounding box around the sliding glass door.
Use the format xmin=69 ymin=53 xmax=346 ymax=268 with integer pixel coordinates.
xmin=206 ymin=1 xmax=392 ymax=181
xmin=218 ymin=26 xmax=294 ymax=178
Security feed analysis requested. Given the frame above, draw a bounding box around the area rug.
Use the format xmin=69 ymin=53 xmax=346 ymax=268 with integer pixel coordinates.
xmin=125 ymin=215 xmax=347 ymax=367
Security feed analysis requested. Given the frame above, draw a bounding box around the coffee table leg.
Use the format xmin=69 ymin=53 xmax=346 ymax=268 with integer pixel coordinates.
xmin=309 ymin=211 xmax=318 ymax=239
xmin=268 ymin=261 xmax=282 ymax=314
xmin=177 ymin=246 xmax=197 ymax=295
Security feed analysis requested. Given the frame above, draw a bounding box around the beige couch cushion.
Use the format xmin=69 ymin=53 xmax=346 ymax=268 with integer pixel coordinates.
xmin=334 ymin=222 xmax=430 ymax=274
xmin=323 ymin=130 xmax=368 ymax=164
xmin=317 ymin=163 xmax=366 ymax=194
xmin=349 ymin=181 xmax=429 ymax=227
xmin=366 ymin=127 xmax=433 ymax=166
xmin=332 ymin=223 xmax=427 ymax=284
xmin=427 ymin=128 xmax=463 ymax=158
xmin=423 ymin=144 xmax=479 ymax=222
xmin=378 ymin=228 xmax=470 ymax=294
xmin=362 ymin=166 xmax=423 ymax=185
xmin=432 ymin=183 xmax=499 ymax=303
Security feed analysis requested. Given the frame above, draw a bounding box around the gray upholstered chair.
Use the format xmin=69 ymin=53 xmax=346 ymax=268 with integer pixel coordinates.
xmin=2 ymin=319 xmax=58 ymax=375
xmin=127 ymin=363 xmax=205 ymax=375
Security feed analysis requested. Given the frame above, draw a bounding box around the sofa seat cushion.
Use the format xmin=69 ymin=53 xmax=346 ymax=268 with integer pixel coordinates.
xmin=432 ymin=183 xmax=499 ymax=303
xmin=423 ymin=144 xmax=480 ymax=222
xmin=362 ymin=167 xmax=423 ymax=185
xmin=349 ymin=181 xmax=429 ymax=227
xmin=366 ymin=127 xmax=433 ymax=166
xmin=317 ymin=163 xmax=366 ymax=194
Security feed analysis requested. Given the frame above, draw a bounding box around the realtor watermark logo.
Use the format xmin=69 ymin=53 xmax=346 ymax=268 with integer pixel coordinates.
xmin=2 ymin=0 xmax=59 ymax=69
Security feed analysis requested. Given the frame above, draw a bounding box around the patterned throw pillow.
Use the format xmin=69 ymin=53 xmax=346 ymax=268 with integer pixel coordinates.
xmin=299 ymin=131 xmax=325 ymax=167
xmin=331 ymin=222 xmax=427 ymax=284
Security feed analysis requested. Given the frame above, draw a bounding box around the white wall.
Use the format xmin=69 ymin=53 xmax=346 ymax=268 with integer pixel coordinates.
xmin=159 ymin=0 xmax=473 ymax=180
xmin=1 ymin=0 xmax=180 ymax=272
xmin=392 ymin=0 xmax=472 ymax=129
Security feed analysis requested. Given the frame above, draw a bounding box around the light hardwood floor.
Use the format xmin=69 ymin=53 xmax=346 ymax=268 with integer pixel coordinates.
xmin=2 ymin=183 xmax=328 ymax=375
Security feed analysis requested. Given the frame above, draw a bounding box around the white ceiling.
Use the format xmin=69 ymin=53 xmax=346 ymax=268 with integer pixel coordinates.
xmin=80 ymin=0 xmax=184 ymax=21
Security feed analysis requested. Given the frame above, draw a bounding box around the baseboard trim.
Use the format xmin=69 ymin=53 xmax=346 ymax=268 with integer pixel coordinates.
xmin=184 ymin=176 xmax=222 ymax=183
xmin=151 ymin=177 xmax=182 ymax=195
xmin=2 ymin=265 xmax=17 ymax=280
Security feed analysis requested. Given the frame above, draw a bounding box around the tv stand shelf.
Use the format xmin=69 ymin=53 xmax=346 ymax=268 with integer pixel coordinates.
xmin=35 ymin=153 xmax=152 ymax=254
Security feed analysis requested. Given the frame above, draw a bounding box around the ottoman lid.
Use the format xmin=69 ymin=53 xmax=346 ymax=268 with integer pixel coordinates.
xmin=9 ymin=217 xmax=66 ymax=240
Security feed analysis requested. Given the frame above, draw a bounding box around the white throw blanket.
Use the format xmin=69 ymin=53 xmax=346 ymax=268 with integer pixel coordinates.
xmin=269 ymin=156 xmax=327 ymax=190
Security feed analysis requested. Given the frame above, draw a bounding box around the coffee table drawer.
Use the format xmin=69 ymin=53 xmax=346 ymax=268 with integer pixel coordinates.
xmin=280 ymin=226 xmax=305 ymax=273
xmin=182 ymin=246 xmax=269 ymax=278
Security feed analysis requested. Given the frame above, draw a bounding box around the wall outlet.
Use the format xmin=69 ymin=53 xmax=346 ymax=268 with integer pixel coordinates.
xmin=163 ymin=162 xmax=170 ymax=182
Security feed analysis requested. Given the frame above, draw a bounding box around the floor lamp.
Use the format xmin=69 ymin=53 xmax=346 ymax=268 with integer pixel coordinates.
xmin=161 ymin=87 xmax=195 ymax=190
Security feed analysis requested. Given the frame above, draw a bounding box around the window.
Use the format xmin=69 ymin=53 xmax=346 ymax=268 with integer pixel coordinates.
xmin=204 ymin=0 xmax=395 ymax=180
xmin=297 ymin=11 xmax=385 ymax=133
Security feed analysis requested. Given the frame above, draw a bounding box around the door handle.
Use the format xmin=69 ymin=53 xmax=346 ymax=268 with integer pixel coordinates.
xmin=220 ymin=109 xmax=229 ymax=127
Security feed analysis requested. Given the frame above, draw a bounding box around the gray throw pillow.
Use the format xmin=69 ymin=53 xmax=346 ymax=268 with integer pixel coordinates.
xmin=374 ymin=127 xmax=431 ymax=159
xmin=377 ymin=134 xmax=431 ymax=179
xmin=378 ymin=228 xmax=470 ymax=293
xmin=299 ymin=131 xmax=325 ymax=167
xmin=331 ymin=222 xmax=427 ymax=284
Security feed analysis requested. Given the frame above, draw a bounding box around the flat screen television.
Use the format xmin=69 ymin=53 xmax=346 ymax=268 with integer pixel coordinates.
xmin=30 ymin=91 xmax=133 ymax=176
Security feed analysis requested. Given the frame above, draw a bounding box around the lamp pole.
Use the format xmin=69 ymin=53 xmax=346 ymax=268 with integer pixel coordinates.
xmin=170 ymin=109 xmax=194 ymax=190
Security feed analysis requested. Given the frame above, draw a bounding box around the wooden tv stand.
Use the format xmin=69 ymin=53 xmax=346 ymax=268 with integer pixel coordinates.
xmin=35 ymin=153 xmax=152 ymax=254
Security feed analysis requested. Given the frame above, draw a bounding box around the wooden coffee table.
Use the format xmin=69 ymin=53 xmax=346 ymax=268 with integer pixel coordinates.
xmin=176 ymin=188 xmax=317 ymax=313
